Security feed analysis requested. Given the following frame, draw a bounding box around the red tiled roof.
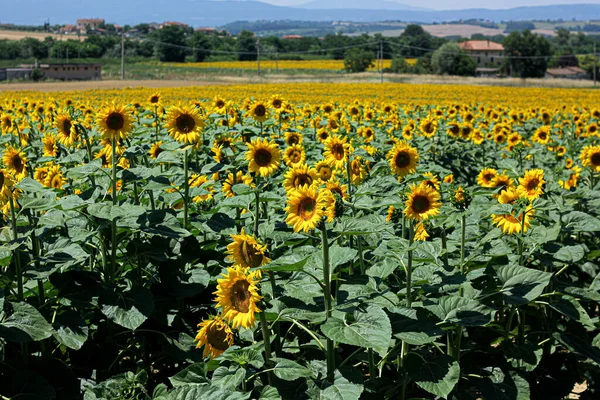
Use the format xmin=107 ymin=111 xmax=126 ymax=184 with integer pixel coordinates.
xmin=546 ymin=66 xmax=586 ymax=76
xmin=459 ymin=40 xmax=504 ymax=51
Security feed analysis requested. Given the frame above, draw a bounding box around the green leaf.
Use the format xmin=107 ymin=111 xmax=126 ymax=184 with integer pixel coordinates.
xmin=211 ymin=366 xmax=245 ymax=390
xmin=88 ymin=203 xmax=146 ymax=220
xmin=100 ymin=286 xmax=154 ymax=331
xmin=476 ymin=369 xmax=530 ymax=400
xmin=405 ymin=353 xmax=460 ymax=398
xmin=259 ymin=386 xmax=281 ymax=400
xmin=15 ymin=177 xmax=46 ymax=192
xmin=425 ymin=296 xmax=494 ymax=326
xmin=260 ymin=252 xmax=312 ymax=272
xmin=322 ymin=371 xmax=364 ymax=400
xmin=0 ymin=301 xmax=54 ymax=342
xmin=53 ymin=310 xmax=89 ymax=350
xmin=273 ymin=359 xmax=314 ymax=381
xmin=554 ymin=332 xmax=600 ymax=365
xmin=502 ymin=341 xmax=543 ymax=372
xmin=388 ymin=307 xmax=444 ymax=345
xmin=321 ymin=305 xmax=392 ymax=355
xmin=166 ymin=385 xmax=251 ymax=400
xmin=562 ymin=211 xmax=600 ymax=232
xmin=554 ymin=245 xmax=585 ymax=263
xmin=494 ymin=264 xmax=552 ymax=305
xmin=169 ymin=363 xmax=209 ymax=386
xmin=67 ymin=159 xmax=103 ymax=179
xmin=548 ymin=295 xmax=595 ymax=329
xmin=328 ymin=245 xmax=358 ymax=269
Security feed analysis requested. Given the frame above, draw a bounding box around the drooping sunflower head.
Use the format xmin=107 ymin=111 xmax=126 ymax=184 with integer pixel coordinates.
xmin=44 ymin=165 xmax=66 ymax=190
xmin=404 ymin=183 xmax=442 ymax=221
xmin=387 ymin=142 xmax=419 ymax=178
xmin=491 ymin=187 xmax=533 ymax=235
xmin=518 ymin=169 xmax=545 ymax=200
xmin=2 ymin=146 xmax=28 ymax=180
xmin=166 ymin=105 xmax=204 ymax=144
xmin=245 ymin=137 xmax=281 ymax=178
xmin=249 ymin=101 xmax=269 ymax=123
xmin=226 ymin=228 xmax=270 ymax=269
xmin=195 ymin=316 xmax=234 ymax=359
xmin=96 ymin=103 xmax=134 ymax=141
xmin=213 ymin=266 xmax=262 ymax=329
xmin=149 ymin=141 xmax=164 ymax=159
xmin=222 ymin=171 xmax=254 ymax=198
xmin=283 ymin=164 xmax=318 ymax=192
xmin=42 ymin=133 xmax=59 ymax=157
xmin=1 ymin=114 xmax=13 ymax=133
xmin=476 ymin=168 xmax=498 ymax=188
xmin=421 ymin=172 xmax=440 ymax=191
xmin=283 ymin=144 xmax=306 ymax=167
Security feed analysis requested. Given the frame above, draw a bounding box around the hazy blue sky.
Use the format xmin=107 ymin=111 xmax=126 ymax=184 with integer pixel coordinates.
xmin=273 ymin=0 xmax=600 ymax=8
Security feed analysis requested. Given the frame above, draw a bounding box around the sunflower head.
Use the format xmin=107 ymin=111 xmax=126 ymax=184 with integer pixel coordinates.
xmin=284 ymin=164 xmax=318 ymax=192
xmin=166 ymin=105 xmax=204 ymax=144
xmin=580 ymin=145 xmax=600 ymax=172
xmin=285 ymin=186 xmax=333 ymax=233
xmin=387 ymin=142 xmax=419 ymax=178
xmin=283 ymin=144 xmax=306 ymax=167
xmin=245 ymin=137 xmax=281 ymax=178
xmin=518 ymin=169 xmax=545 ymax=200
xmin=477 ymin=168 xmax=497 ymax=188
xmin=2 ymin=146 xmax=28 ymax=181
xmin=404 ymin=183 xmax=442 ymax=221
xmin=226 ymin=228 xmax=270 ymax=269
xmin=96 ymin=103 xmax=134 ymax=141
xmin=195 ymin=316 xmax=234 ymax=359
xmin=213 ymin=266 xmax=262 ymax=329
xmin=250 ymin=101 xmax=269 ymax=123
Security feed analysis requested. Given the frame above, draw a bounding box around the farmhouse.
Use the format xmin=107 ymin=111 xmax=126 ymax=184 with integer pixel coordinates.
xmin=76 ymin=18 xmax=105 ymax=33
xmin=545 ymin=66 xmax=587 ymax=79
xmin=458 ymin=40 xmax=504 ymax=67
xmin=29 ymin=63 xmax=102 ymax=81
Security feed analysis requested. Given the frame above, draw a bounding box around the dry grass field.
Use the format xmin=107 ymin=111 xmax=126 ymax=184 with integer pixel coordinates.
xmin=0 ymin=29 xmax=84 ymax=41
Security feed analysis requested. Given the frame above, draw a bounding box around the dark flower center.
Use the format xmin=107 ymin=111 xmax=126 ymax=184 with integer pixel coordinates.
xmin=230 ymin=280 xmax=251 ymax=313
xmin=254 ymin=149 xmax=272 ymax=167
xmin=298 ymin=197 xmax=316 ymax=219
xmin=527 ymin=178 xmax=540 ymax=191
xmin=175 ymin=114 xmax=196 ymax=133
xmin=207 ymin=322 xmax=230 ymax=350
xmin=412 ymin=195 xmax=430 ymax=213
xmin=254 ymin=104 xmax=266 ymax=117
xmin=331 ymin=143 xmax=345 ymax=160
xmin=293 ymin=174 xmax=313 ymax=188
xmin=395 ymin=151 xmax=410 ymax=168
xmin=62 ymin=119 xmax=72 ymax=135
xmin=590 ymin=152 xmax=600 ymax=166
xmin=11 ymin=155 xmax=24 ymax=172
xmin=106 ymin=112 xmax=125 ymax=131
xmin=241 ymin=240 xmax=263 ymax=269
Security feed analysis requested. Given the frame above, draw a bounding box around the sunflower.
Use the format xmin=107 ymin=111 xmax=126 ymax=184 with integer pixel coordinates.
xmin=195 ymin=316 xmax=234 ymax=359
xmin=386 ymin=205 xmax=402 ymax=224
xmin=42 ymin=134 xmax=59 ymax=157
xmin=214 ymin=266 xmax=262 ymax=329
xmin=44 ymin=165 xmax=66 ymax=189
xmin=317 ymin=128 xmax=330 ymax=143
xmin=226 ymin=228 xmax=270 ymax=269
xmin=326 ymin=179 xmax=349 ymax=200
xmin=213 ymin=96 xmax=227 ymax=112
xmin=476 ymin=168 xmax=497 ymax=188
xmin=350 ymin=157 xmax=368 ymax=185
xmin=491 ymin=173 xmax=514 ymax=193
xmin=149 ymin=141 xmax=164 ymax=159
xmin=270 ymin=95 xmax=284 ymax=110
xmin=404 ymin=183 xmax=442 ymax=221
xmin=0 ymin=169 xmax=18 ymax=216
xmin=324 ymin=135 xmax=352 ymax=170
xmin=166 ymin=105 xmax=204 ymax=144
xmin=491 ymin=188 xmax=533 ymax=235
xmin=532 ymin=126 xmax=551 ymax=144
xmin=518 ymin=169 xmax=545 ymax=200
xmin=285 ymin=131 xmax=303 ymax=146
xmin=3 ymin=146 xmax=27 ymax=181
xmin=148 ymin=93 xmax=161 ymax=105
xmin=283 ymin=144 xmax=306 ymax=167
xmin=419 ymin=118 xmax=437 ymax=138
xmin=414 ymin=221 xmax=429 ymax=241
xmin=245 ymin=137 xmax=281 ymax=178
xmin=314 ymin=160 xmax=335 ymax=182
xmin=189 ymin=174 xmax=214 ymax=203
xmin=285 ymin=185 xmax=333 ymax=233
xmin=249 ymin=101 xmax=269 ymax=123
xmin=558 ymin=165 xmax=582 ymax=190
xmin=55 ymin=114 xmax=79 ymax=146
xmin=443 ymin=174 xmax=454 ymax=184
xmin=421 ymin=172 xmax=440 ymax=191
xmin=580 ymin=145 xmax=600 ymax=172
xmin=1 ymin=114 xmax=14 ymax=133
xmin=283 ymin=164 xmax=318 ymax=192
xmin=96 ymin=103 xmax=134 ymax=141
xmin=34 ymin=165 xmax=49 ymax=184
xmin=222 ymin=171 xmax=254 ymax=198
xmin=387 ymin=142 xmax=419 ymax=178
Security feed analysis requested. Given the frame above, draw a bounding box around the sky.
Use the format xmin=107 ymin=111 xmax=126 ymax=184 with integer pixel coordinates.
xmin=270 ymin=0 xmax=600 ymax=8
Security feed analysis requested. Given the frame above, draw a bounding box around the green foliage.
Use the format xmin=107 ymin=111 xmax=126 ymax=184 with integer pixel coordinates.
xmin=343 ymin=48 xmax=375 ymax=73
xmin=153 ymin=25 xmax=187 ymax=62
xmin=503 ymin=30 xmax=552 ymax=78
xmin=236 ymin=30 xmax=257 ymax=61
xmin=189 ymin=31 xmax=211 ymax=62
xmin=431 ymin=43 xmax=477 ymax=76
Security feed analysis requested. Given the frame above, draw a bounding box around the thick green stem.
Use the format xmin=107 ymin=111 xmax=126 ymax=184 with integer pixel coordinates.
xmin=9 ymin=197 xmax=22 ymax=301
xmin=400 ymin=221 xmax=414 ymax=400
xmin=253 ymin=190 xmax=260 ymax=236
xmin=183 ymin=149 xmax=189 ymax=229
xmin=110 ymin=137 xmax=118 ymax=283
xmin=368 ymin=348 xmax=376 ymax=381
xmin=321 ymin=222 xmax=335 ymax=383
xmin=259 ymin=311 xmax=274 ymax=385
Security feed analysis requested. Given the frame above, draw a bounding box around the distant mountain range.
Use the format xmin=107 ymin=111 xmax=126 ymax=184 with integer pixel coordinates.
xmin=1 ymin=1 xmax=600 ymax=28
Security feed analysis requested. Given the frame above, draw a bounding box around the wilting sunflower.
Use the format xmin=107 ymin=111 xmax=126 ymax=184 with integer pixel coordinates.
xmin=226 ymin=228 xmax=270 ymax=269
xmin=414 ymin=221 xmax=430 ymax=241
xmin=285 ymin=185 xmax=333 ymax=233
xmin=96 ymin=103 xmax=134 ymax=141
xmin=0 ymin=169 xmax=18 ymax=216
xmin=213 ymin=266 xmax=262 ymax=329
xmin=314 ymin=160 xmax=336 ymax=182
xmin=166 ymin=105 xmax=204 ymax=144
xmin=3 ymin=146 xmax=28 ymax=181
xmin=44 ymin=165 xmax=66 ymax=189
xmin=386 ymin=205 xmax=402 ymax=224
xmin=149 ymin=141 xmax=164 ymax=159
xmin=42 ymin=133 xmax=59 ymax=157
xmin=387 ymin=142 xmax=419 ymax=178
xmin=189 ymin=174 xmax=214 ymax=203
xmin=249 ymin=101 xmax=269 ymax=123
xmin=518 ymin=169 xmax=545 ymax=200
xmin=404 ymin=183 xmax=442 ymax=221
xmin=222 ymin=171 xmax=253 ymax=198
xmin=491 ymin=187 xmax=533 ymax=235
xmin=245 ymin=137 xmax=281 ymax=178
xmin=195 ymin=316 xmax=234 ymax=359
xmin=283 ymin=144 xmax=306 ymax=167
xmin=324 ymin=135 xmax=352 ymax=170
xmin=55 ymin=114 xmax=79 ymax=146
xmin=476 ymin=168 xmax=498 ymax=188
xmin=580 ymin=145 xmax=600 ymax=172
xmin=283 ymin=164 xmax=318 ymax=192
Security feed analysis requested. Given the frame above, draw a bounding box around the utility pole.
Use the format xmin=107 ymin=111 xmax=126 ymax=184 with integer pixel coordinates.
xmin=121 ymin=30 xmax=125 ymax=80
xmin=256 ymin=37 xmax=261 ymax=76
xmin=380 ymin=40 xmax=384 ymax=83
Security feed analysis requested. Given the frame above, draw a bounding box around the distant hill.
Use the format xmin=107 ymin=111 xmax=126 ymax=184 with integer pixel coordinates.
xmin=2 ymin=1 xmax=600 ymax=28
xmin=297 ymin=0 xmax=430 ymax=11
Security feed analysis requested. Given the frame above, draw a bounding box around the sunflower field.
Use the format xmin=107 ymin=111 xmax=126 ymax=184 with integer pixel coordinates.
xmin=0 ymin=83 xmax=599 ymax=399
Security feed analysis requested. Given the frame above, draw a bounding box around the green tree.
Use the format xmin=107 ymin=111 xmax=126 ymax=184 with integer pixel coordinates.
xmin=431 ymin=43 xmax=477 ymax=76
xmin=236 ymin=30 xmax=257 ymax=61
xmin=154 ymin=25 xmax=187 ymax=62
xmin=503 ymin=30 xmax=551 ymax=78
xmin=398 ymin=24 xmax=433 ymax=57
xmin=189 ymin=31 xmax=211 ymax=62
xmin=343 ymin=48 xmax=375 ymax=73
